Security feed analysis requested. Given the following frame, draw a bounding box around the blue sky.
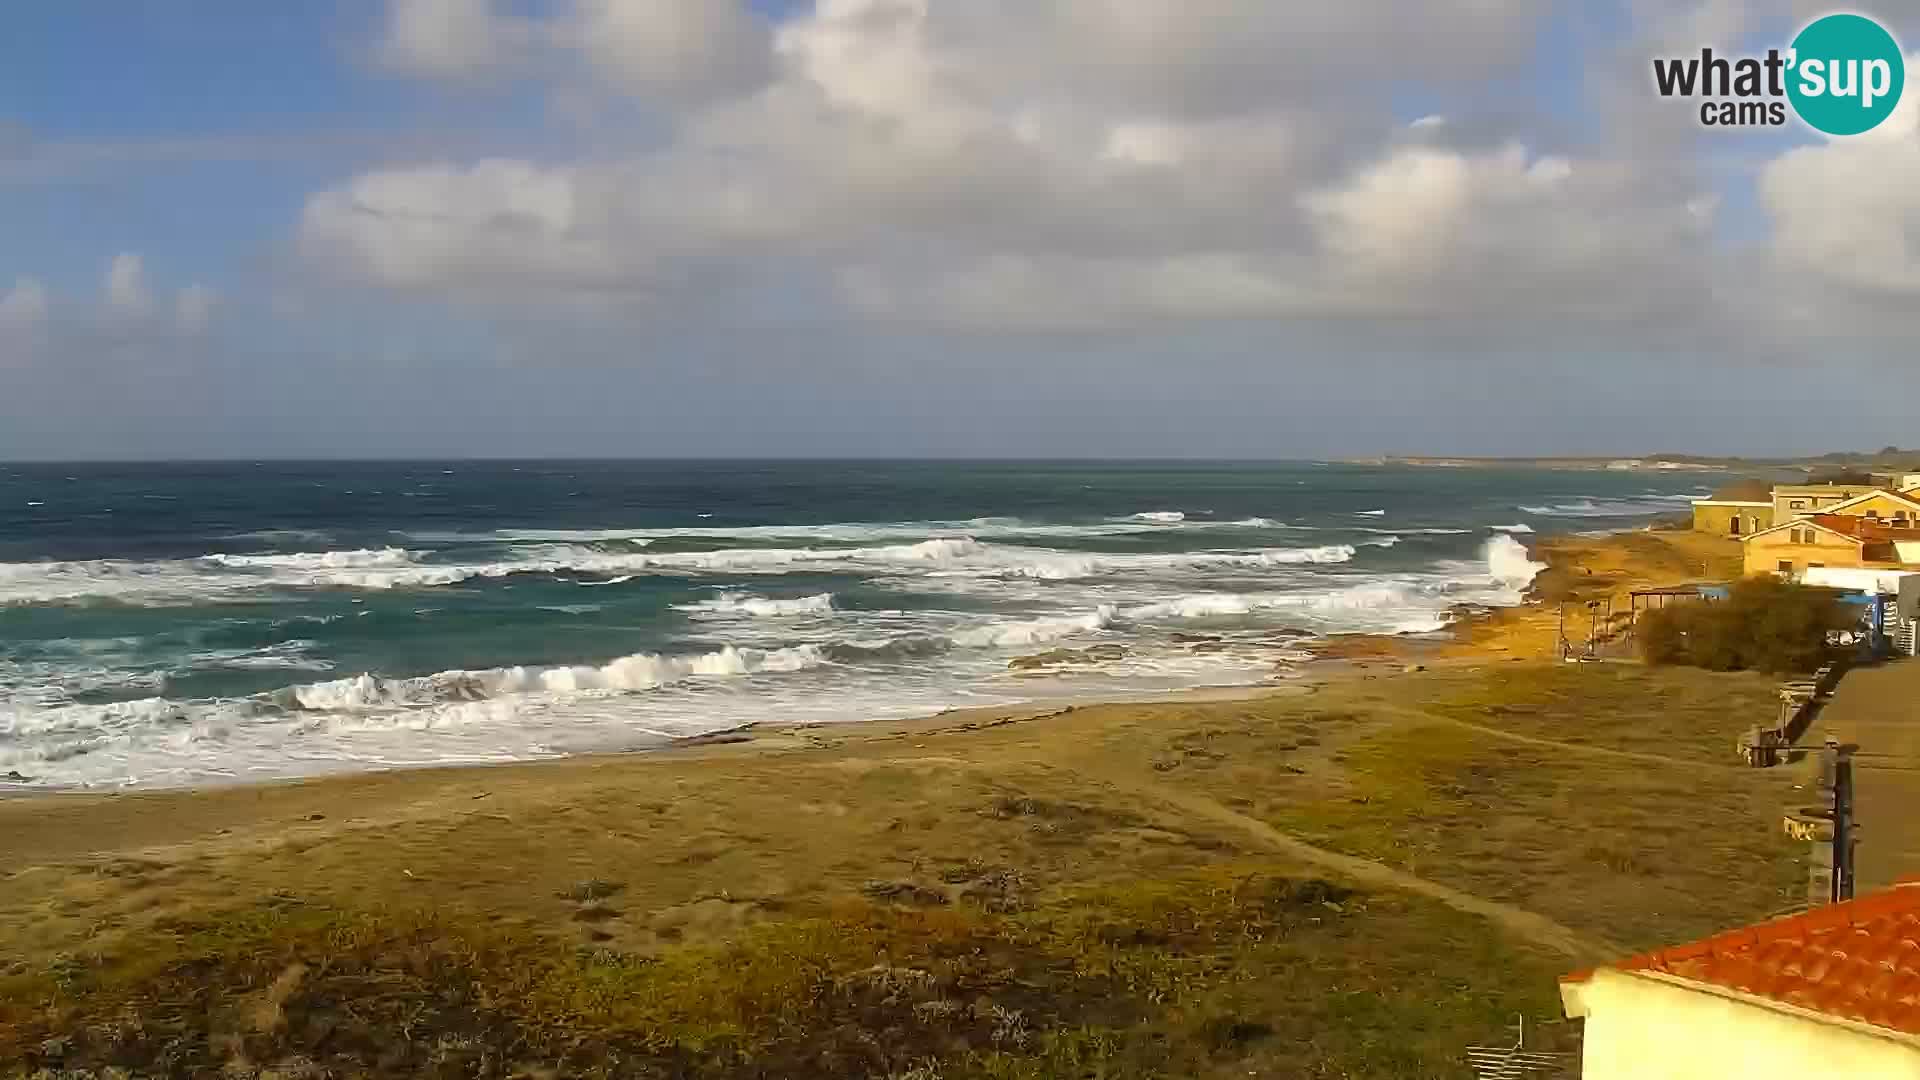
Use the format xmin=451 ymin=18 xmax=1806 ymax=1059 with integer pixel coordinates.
xmin=3 ymin=2 xmax=1918 ymax=460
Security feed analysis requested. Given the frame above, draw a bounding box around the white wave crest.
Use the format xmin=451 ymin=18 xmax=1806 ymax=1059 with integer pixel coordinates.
xmin=679 ymin=592 xmax=837 ymax=618
xmin=414 ymin=514 xmax=1296 ymax=546
xmin=290 ymin=643 xmax=830 ymax=710
xmin=186 ymin=641 xmax=335 ymax=673
xmin=1484 ymin=534 xmax=1546 ymax=589
xmin=1489 ymin=523 xmax=1534 ymax=533
xmin=949 ymin=606 xmax=1118 ymax=648
xmin=1517 ymin=497 xmax=1679 ymax=518
xmin=202 ymin=548 xmax=420 ymax=571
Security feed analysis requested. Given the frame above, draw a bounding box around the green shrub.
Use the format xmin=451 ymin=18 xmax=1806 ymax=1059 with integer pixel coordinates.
xmin=1640 ymin=577 xmax=1854 ymax=673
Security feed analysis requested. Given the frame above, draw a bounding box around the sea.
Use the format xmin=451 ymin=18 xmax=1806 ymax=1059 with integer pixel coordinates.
xmin=0 ymin=460 xmax=1713 ymax=789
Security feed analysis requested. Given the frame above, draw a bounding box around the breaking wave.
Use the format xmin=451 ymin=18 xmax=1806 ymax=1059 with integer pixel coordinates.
xmin=285 ymin=643 xmax=831 ymax=710
xmin=1485 ymin=534 xmax=1547 ymax=589
xmin=414 ymin=513 xmax=1296 ymax=546
xmin=1517 ymin=497 xmax=1683 ymax=518
xmin=0 ymin=539 xmax=1365 ymax=606
xmin=201 ymin=548 xmax=419 ymax=571
xmin=678 ymin=592 xmax=837 ymax=618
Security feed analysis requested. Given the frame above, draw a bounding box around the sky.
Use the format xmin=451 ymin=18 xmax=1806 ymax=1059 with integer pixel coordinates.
xmin=4 ymin=0 xmax=1920 ymax=461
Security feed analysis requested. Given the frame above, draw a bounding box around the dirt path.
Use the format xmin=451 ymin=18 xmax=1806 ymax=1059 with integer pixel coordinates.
xmin=1380 ymin=704 xmax=1749 ymax=773
xmin=1113 ymin=773 xmax=1621 ymax=964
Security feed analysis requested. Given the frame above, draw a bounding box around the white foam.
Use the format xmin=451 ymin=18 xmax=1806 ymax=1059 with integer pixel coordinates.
xmin=678 ymin=592 xmax=836 ymax=618
xmin=413 ymin=514 xmax=1296 ymax=546
xmin=1517 ymin=497 xmax=1680 ymax=518
xmin=949 ymin=606 xmax=1118 ymax=648
xmin=1490 ymin=523 xmax=1535 ymax=533
xmin=202 ymin=547 xmax=419 ymax=571
xmin=1484 ymin=534 xmax=1547 ymax=590
xmin=290 ymin=642 xmax=831 ymax=710
xmin=1355 ymin=509 xmax=1386 ymax=517
xmin=186 ymin=641 xmax=335 ymax=673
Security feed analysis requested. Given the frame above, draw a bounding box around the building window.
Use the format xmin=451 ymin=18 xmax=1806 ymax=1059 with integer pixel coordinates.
xmin=1867 ymin=510 xmax=1881 ymax=520
xmin=1809 ymin=562 xmax=1825 ymax=569
xmin=1778 ymin=561 xmax=1794 ymax=573
xmin=1730 ymin=516 xmax=1742 ymax=536
xmin=1791 ymin=500 xmax=1808 ymax=509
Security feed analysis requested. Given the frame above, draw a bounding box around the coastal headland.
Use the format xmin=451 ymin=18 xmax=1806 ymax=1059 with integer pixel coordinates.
xmin=0 ymin=529 xmax=1807 ymax=1078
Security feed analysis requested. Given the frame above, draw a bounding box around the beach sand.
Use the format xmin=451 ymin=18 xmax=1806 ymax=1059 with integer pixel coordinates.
xmin=1 ymin=528 xmax=1797 ymax=1078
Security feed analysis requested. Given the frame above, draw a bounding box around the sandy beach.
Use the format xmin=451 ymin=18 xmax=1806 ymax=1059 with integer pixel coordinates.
xmin=1 ymin=528 xmax=1801 ymax=1078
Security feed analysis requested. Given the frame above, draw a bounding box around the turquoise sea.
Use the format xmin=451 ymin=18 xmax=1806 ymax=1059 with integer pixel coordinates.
xmin=0 ymin=460 xmax=1712 ymax=787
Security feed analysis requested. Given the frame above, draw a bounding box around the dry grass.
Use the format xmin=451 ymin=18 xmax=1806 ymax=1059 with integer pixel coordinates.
xmin=2 ymin=867 xmax=1571 ymax=1079
xmin=0 ymin=651 xmax=1810 ymax=1078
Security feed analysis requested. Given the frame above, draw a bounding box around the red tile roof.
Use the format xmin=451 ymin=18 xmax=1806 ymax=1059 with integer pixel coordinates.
xmin=1808 ymin=513 xmax=1876 ymax=540
xmin=1563 ymin=880 xmax=1920 ymax=1034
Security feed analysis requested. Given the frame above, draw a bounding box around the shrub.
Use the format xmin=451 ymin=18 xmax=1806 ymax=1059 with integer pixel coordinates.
xmin=1639 ymin=577 xmax=1854 ymax=673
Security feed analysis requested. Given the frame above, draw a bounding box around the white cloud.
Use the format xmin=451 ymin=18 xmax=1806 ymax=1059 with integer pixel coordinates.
xmin=299 ymin=158 xmax=624 ymax=294
xmin=1761 ymin=54 xmax=1920 ymax=298
xmin=570 ymin=0 xmax=772 ymax=102
xmin=310 ymin=1 xmax=1744 ymax=335
xmin=105 ymin=252 xmax=153 ymax=318
xmin=0 ymin=276 xmax=48 ymax=331
xmin=376 ymin=0 xmax=774 ymax=101
xmin=176 ymin=284 xmax=219 ymax=333
xmin=377 ymin=0 xmax=518 ymax=77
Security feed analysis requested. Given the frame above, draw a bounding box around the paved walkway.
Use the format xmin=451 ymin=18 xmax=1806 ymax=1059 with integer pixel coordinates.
xmin=1815 ymin=661 xmax=1920 ymax=891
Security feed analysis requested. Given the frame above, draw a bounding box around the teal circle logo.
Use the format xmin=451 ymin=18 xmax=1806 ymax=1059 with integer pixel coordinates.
xmin=1788 ymin=14 xmax=1905 ymax=135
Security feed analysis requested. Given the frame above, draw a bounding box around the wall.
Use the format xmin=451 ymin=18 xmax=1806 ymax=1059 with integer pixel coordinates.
xmin=1692 ymin=501 xmax=1773 ymax=536
xmin=1775 ymin=485 xmax=1882 ymax=520
xmin=1564 ymin=969 xmax=1920 ymax=1079
xmin=1823 ymin=491 xmax=1920 ymax=530
xmin=1744 ymin=525 xmax=1868 ymax=576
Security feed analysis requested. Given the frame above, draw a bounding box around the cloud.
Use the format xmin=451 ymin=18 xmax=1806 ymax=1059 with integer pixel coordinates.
xmin=0 ymin=276 xmax=48 ymax=331
xmin=105 ymin=252 xmax=154 ymax=318
xmin=285 ymin=0 xmax=1907 ymax=357
xmin=308 ymin=0 xmax=1716 ymax=336
xmin=570 ymin=0 xmax=773 ymax=102
xmin=298 ymin=158 xmax=624 ymax=296
xmin=176 ymin=284 xmax=219 ymax=333
xmin=377 ymin=0 xmax=522 ymax=78
xmin=376 ymin=0 xmax=774 ymax=102
xmin=1760 ymin=54 xmax=1920 ymax=299
xmin=0 ymin=256 xmax=220 ymax=370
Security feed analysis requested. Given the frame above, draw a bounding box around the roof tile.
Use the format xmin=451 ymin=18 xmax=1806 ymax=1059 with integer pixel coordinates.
xmin=1564 ymin=882 xmax=1920 ymax=1034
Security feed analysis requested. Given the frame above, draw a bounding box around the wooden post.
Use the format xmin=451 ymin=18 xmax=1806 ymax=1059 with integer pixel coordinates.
xmin=1809 ymin=738 xmax=1857 ymax=905
xmin=1835 ymin=741 xmax=1856 ymax=903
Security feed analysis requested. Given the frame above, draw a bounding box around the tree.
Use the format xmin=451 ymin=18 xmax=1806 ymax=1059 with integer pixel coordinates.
xmin=1640 ymin=578 xmax=1856 ymax=673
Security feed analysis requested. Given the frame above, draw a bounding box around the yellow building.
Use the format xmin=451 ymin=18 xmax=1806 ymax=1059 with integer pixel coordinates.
xmin=1561 ymin=880 xmax=1920 ymax=1079
xmin=1743 ymin=515 xmax=1900 ymax=577
xmin=1816 ymin=488 xmax=1920 ymax=530
xmin=1690 ymin=480 xmax=1774 ymax=537
xmin=1773 ymin=482 xmax=1883 ymax=521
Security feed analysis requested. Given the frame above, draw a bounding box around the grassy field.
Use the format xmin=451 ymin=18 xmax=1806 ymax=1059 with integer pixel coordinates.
xmin=0 ymin=655 xmax=1807 ymax=1078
